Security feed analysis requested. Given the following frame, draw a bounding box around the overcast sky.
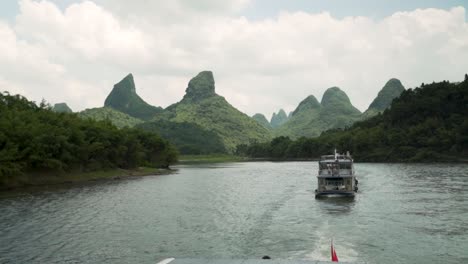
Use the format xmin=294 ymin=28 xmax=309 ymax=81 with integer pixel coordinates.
xmin=1 ymin=0 xmax=467 ymax=118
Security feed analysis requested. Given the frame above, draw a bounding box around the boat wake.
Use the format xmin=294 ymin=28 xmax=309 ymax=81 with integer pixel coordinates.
xmin=304 ymin=221 xmax=359 ymax=262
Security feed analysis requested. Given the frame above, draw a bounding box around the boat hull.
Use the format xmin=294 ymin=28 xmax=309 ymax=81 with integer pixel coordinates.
xmin=315 ymin=190 xmax=356 ymax=198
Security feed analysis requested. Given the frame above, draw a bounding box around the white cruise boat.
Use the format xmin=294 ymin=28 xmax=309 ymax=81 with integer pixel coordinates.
xmin=315 ymin=150 xmax=358 ymax=198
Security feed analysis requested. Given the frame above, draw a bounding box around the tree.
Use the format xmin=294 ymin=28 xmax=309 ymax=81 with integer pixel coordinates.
xmin=0 ymin=91 xmax=178 ymax=187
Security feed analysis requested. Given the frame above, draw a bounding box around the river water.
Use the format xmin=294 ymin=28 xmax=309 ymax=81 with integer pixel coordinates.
xmin=1 ymin=162 xmax=467 ymax=263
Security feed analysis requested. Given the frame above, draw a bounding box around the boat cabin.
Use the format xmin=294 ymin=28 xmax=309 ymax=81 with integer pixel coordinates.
xmin=315 ymin=151 xmax=358 ymax=197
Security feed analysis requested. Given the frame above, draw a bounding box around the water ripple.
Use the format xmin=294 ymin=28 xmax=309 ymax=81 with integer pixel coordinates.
xmin=0 ymin=162 xmax=467 ymax=264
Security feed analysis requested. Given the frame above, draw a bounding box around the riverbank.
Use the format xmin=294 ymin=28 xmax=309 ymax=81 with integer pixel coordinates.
xmin=178 ymin=154 xmax=468 ymax=164
xmin=177 ymin=154 xmax=246 ymax=164
xmin=0 ymin=167 xmax=174 ymax=191
xmin=177 ymin=155 xmax=320 ymax=163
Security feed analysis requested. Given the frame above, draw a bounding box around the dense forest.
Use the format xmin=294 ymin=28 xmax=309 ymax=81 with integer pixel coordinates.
xmin=237 ymin=77 xmax=468 ymax=162
xmin=137 ymin=120 xmax=227 ymax=154
xmin=79 ymin=107 xmax=143 ymax=128
xmin=0 ymin=92 xmax=178 ymax=187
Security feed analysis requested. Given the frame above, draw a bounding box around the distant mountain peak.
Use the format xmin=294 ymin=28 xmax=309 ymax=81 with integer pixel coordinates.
xmin=105 ymin=73 xmax=137 ymax=100
xmin=162 ymin=71 xmax=271 ymax=152
xmin=252 ymin=113 xmax=271 ymax=129
xmin=274 ymin=87 xmax=361 ymax=138
xmin=387 ymin=78 xmax=401 ymax=83
xmin=119 ymin=73 xmax=136 ymax=93
xmin=104 ymin=73 xmax=162 ymax=120
xmin=292 ymin=95 xmax=321 ymax=116
xmin=53 ymin=103 xmax=73 ymax=113
xmin=183 ymin=71 xmax=216 ymax=101
xmin=321 ymin=87 xmax=352 ymax=107
xmin=367 ymin=78 xmax=405 ymax=112
xmin=271 ymin=109 xmax=288 ymax=128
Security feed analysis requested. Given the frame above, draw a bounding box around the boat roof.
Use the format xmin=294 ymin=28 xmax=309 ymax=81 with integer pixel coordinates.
xmin=157 ymin=259 xmax=357 ymax=264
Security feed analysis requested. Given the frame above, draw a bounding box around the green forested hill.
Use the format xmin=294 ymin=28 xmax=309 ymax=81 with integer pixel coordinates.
xmin=137 ymin=120 xmax=226 ymax=154
xmin=52 ymin=103 xmax=73 ymax=113
xmin=318 ymin=86 xmax=362 ymax=128
xmin=270 ymin=109 xmax=288 ymax=128
xmin=274 ymin=87 xmax=361 ymax=138
xmin=79 ymin=107 xmax=143 ymax=128
xmin=104 ymin=74 xmax=163 ymax=120
xmin=362 ymin=78 xmax=405 ymax=119
xmin=239 ymin=76 xmax=468 ymax=162
xmin=0 ymin=92 xmax=178 ymax=187
xmin=153 ymin=71 xmax=271 ymax=152
xmin=252 ymin=113 xmax=272 ymax=129
xmin=274 ymin=95 xmax=323 ymax=138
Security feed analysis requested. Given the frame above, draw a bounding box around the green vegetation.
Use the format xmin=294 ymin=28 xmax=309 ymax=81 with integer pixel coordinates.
xmin=182 ymin=71 xmax=216 ymax=102
xmin=319 ymin=86 xmax=362 ymax=125
xmin=0 ymin=92 xmax=178 ymax=188
xmin=79 ymin=107 xmax=143 ymax=128
xmin=178 ymin=154 xmax=245 ymax=163
xmin=292 ymin=95 xmax=321 ymax=115
xmin=274 ymin=95 xmax=322 ymax=138
xmin=238 ymin=77 xmax=468 ymax=162
xmin=322 ymin=86 xmax=360 ymax=110
xmin=137 ymin=120 xmax=226 ymax=154
xmin=104 ymin=73 xmax=163 ymax=120
xmin=270 ymin=109 xmax=288 ymax=128
xmin=52 ymin=103 xmax=73 ymax=113
xmin=362 ymin=78 xmax=405 ymax=118
xmin=274 ymin=87 xmax=362 ymax=138
xmin=156 ymin=71 xmax=271 ymax=152
xmin=252 ymin=113 xmax=272 ymax=129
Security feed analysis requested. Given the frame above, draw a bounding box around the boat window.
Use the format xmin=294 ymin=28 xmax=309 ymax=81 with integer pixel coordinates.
xmin=320 ymin=162 xmax=353 ymax=170
xmin=320 ymin=163 xmax=340 ymax=170
xmin=325 ymin=177 xmax=344 ymax=186
xmin=339 ymin=163 xmax=351 ymax=169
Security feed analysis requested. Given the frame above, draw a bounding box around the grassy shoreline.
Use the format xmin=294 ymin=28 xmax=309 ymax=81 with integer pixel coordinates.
xmin=0 ymin=167 xmax=174 ymax=191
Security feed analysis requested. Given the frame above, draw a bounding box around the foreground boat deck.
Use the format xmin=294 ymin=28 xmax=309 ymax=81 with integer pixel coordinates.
xmin=157 ymin=259 xmax=357 ymax=264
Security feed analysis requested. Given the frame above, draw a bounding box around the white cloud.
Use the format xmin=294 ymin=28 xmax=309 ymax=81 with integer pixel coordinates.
xmin=0 ymin=0 xmax=467 ymax=116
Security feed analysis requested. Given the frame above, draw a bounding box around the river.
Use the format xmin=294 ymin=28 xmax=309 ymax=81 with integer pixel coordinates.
xmin=1 ymin=162 xmax=467 ymax=263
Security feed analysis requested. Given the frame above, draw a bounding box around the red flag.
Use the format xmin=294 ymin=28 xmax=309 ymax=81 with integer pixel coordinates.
xmin=331 ymin=240 xmax=339 ymax=262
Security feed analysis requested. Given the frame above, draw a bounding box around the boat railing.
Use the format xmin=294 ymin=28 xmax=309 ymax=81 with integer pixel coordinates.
xmin=320 ymin=155 xmax=353 ymax=161
xmin=318 ymin=169 xmax=354 ymax=176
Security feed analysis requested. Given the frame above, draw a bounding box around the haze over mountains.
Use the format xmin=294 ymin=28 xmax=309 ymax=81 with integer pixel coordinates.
xmin=270 ymin=109 xmax=289 ymax=128
xmin=72 ymin=70 xmax=405 ymax=154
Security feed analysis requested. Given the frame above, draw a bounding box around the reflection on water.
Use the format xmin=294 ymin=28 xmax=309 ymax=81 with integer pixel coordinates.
xmin=0 ymin=162 xmax=467 ymax=264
